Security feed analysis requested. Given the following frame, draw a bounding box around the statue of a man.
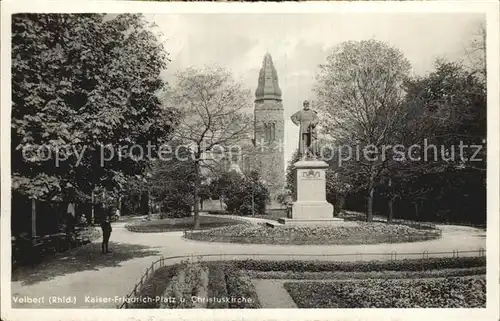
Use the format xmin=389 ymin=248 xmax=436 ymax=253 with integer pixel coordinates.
xmin=291 ymin=100 xmax=318 ymax=159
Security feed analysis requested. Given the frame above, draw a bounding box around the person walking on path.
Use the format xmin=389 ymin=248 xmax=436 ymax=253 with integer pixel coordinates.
xmin=65 ymin=192 xmax=77 ymax=247
xmin=98 ymin=203 xmax=113 ymax=254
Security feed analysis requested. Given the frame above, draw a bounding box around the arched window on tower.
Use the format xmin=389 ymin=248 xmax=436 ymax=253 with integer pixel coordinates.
xmin=264 ymin=122 xmax=276 ymax=143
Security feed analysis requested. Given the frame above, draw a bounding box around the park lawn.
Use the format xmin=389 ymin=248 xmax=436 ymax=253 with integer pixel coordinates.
xmin=125 ymin=215 xmax=243 ymax=233
xmin=284 ymin=276 xmax=486 ymax=308
xmin=184 ymin=221 xmax=441 ymax=245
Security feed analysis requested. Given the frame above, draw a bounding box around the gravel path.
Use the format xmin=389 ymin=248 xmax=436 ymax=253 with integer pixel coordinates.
xmin=10 ymin=217 xmax=486 ymax=308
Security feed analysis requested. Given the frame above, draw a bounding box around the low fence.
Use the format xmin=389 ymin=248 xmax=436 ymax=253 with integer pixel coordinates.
xmin=118 ymin=247 xmax=486 ymax=309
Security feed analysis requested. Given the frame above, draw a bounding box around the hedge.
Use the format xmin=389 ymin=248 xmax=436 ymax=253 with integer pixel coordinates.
xmin=228 ymin=257 xmax=485 ymax=272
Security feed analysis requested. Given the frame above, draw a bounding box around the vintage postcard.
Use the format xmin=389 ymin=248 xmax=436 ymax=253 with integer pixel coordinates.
xmin=1 ymin=1 xmax=499 ymax=321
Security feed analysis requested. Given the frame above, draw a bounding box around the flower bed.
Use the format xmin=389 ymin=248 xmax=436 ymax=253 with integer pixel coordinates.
xmin=125 ymin=216 xmax=242 ymax=233
xmin=129 ymin=264 xmax=181 ymax=308
xmin=184 ymin=221 xmax=441 ymax=245
xmin=128 ymin=261 xmax=261 ymax=309
xmin=160 ymin=261 xmax=206 ymax=308
xmin=125 ymin=257 xmax=485 ymax=309
xmin=284 ymin=276 xmax=486 ymax=308
xmin=224 ymin=268 xmax=261 ymax=308
xmin=246 ymin=266 xmax=486 ymax=280
xmin=228 ymin=257 xmax=485 ymax=272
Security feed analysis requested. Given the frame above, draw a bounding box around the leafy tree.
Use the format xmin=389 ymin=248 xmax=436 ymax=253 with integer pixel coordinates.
xmin=219 ymin=171 xmax=269 ymax=216
xmin=150 ymin=142 xmax=197 ymax=218
xmin=403 ymin=60 xmax=486 ymax=171
xmin=166 ymin=65 xmax=254 ymax=228
xmin=285 ymin=149 xmax=300 ymax=200
xmin=121 ymin=140 xmax=198 ymax=218
xmin=315 ymin=39 xmax=412 ymax=221
xmin=387 ymin=59 xmax=487 ymax=224
xmin=11 ymin=14 xmax=177 ymax=201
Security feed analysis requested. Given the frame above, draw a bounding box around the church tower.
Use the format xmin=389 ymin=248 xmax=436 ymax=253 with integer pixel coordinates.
xmin=254 ymin=53 xmax=285 ymax=207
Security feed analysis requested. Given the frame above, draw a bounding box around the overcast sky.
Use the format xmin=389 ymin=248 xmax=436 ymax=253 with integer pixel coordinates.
xmin=147 ymin=13 xmax=484 ymax=165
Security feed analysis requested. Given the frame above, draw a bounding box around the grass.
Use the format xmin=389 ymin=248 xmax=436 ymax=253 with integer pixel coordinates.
xmin=125 ymin=215 xmax=242 ymax=233
xmin=284 ymin=276 xmax=486 ymax=308
xmin=206 ymin=263 xmax=229 ymax=308
xmin=184 ymin=221 xmax=441 ymax=245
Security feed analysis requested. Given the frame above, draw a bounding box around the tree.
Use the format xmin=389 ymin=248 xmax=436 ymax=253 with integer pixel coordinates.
xmin=219 ymin=171 xmax=269 ymax=216
xmin=149 ymin=141 xmax=197 ymax=218
xmin=315 ymin=39 xmax=412 ymax=221
xmin=285 ymin=149 xmax=300 ymax=201
xmin=166 ymin=65 xmax=254 ymax=228
xmin=392 ymin=59 xmax=487 ymax=224
xmin=403 ymin=59 xmax=486 ymax=171
xmin=463 ymin=22 xmax=486 ymax=83
xmin=11 ymin=14 xmax=178 ymax=201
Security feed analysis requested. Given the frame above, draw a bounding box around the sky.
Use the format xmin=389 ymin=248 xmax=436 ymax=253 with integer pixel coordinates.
xmin=147 ymin=13 xmax=484 ymax=165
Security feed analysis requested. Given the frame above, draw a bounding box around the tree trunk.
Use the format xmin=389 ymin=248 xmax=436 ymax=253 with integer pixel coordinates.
xmin=91 ymin=190 xmax=95 ymax=224
xmin=388 ymin=197 xmax=394 ymax=223
xmin=147 ymin=190 xmax=151 ymax=220
xmin=193 ymin=160 xmax=201 ymax=229
xmin=31 ymin=198 xmax=37 ymax=246
xmin=367 ymin=186 xmax=374 ymax=222
xmin=414 ymin=202 xmax=419 ymax=219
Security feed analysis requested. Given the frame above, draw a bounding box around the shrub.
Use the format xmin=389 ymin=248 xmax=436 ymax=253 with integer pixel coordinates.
xmin=207 ymin=209 xmax=229 ymax=215
xmin=160 ymin=196 xmax=192 ymax=218
xmin=216 ymin=171 xmax=269 ymax=216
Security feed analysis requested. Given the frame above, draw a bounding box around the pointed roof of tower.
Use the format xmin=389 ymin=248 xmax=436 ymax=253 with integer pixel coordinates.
xmin=255 ymin=53 xmax=282 ymax=102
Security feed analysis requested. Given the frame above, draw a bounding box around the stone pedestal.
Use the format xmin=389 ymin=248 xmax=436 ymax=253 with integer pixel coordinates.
xmin=291 ymin=160 xmax=334 ymax=219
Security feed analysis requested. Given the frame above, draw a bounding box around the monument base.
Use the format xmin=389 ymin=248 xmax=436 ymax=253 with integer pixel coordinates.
xmin=291 ymin=201 xmax=333 ymax=219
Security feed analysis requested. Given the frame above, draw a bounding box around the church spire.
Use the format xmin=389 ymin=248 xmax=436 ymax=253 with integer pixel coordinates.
xmin=255 ymin=53 xmax=282 ymax=102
